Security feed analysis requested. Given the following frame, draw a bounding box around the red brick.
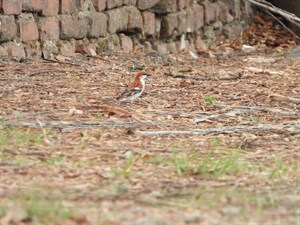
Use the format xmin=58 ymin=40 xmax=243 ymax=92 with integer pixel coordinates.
xmin=142 ymin=11 xmax=155 ymax=36
xmin=137 ymin=0 xmax=159 ymax=10
xmin=119 ymin=34 xmax=133 ymax=52
xmin=22 ymin=0 xmax=43 ymax=12
xmin=127 ymin=6 xmax=143 ymax=32
xmin=39 ymin=17 xmax=60 ymax=40
xmin=25 ymin=41 xmax=42 ymax=58
xmin=60 ymin=0 xmax=77 ymax=14
xmin=60 ymin=15 xmax=89 ymax=39
xmin=88 ymin=12 xmax=107 ymax=37
xmin=106 ymin=7 xmax=128 ymax=33
xmin=161 ymin=14 xmax=178 ymax=38
xmin=107 ymin=0 xmax=122 ymax=9
xmin=0 ymin=16 xmax=17 ymax=42
xmin=1 ymin=0 xmax=22 ymax=15
xmin=177 ymin=0 xmax=190 ymax=10
xmin=42 ymin=0 xmax=59 ymax=16
xmin=92 ymin=0 xmax=106 ymax=11
xmin=19 ymin=14 xmax=39 ymax=41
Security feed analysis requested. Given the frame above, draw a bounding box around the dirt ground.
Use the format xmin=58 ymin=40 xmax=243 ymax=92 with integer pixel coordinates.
xmin=0 ymin=17 xmax=300 ymax=225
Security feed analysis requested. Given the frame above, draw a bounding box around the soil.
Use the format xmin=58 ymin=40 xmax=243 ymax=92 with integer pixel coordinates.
xmin=0 ymin=15 xmax=300 ymax=225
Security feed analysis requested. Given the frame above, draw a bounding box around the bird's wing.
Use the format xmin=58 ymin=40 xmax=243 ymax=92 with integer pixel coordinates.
xmin=116 ymin=87 xmax=142 ymax=100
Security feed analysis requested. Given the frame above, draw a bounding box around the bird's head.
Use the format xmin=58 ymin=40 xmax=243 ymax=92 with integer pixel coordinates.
xmin=136 ymin=70 xmax=151 ymax=81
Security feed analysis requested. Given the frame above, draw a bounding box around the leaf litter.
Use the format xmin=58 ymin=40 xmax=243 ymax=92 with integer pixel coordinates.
xmin=0 ymin=14 xmax=300 ymax=225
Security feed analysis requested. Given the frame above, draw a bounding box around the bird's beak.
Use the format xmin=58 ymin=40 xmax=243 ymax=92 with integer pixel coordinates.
xmin=144 ymin=73 xmax=151 ymax=76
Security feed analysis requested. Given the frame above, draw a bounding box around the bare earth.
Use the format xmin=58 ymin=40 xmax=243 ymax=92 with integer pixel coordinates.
xmin=0 ymin=47 xmax=299 ymax=225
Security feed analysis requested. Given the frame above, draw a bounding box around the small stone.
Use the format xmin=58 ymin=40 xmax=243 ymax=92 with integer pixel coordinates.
xmin=184 ymin=211 xmax=201 ymax=223
xmin=288 ymin=45 xmax=300 ymax=58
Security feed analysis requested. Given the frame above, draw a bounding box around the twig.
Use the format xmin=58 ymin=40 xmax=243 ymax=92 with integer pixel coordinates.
xmin=42 ymin=58 xmax=81 ymax=66
xmin=266 ymin=11 xmax=300 ymax=40
xmin=136 ymin=120 xmax=300 ymax=136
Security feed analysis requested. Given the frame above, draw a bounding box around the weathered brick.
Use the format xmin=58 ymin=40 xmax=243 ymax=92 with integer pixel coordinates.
xmin=110 ymin=33 xmax=121 ymax=52
xmin=153 ymin=41 xmax=168 ymax=54
xmin=155 ymin=16 xmax=161 ymax=33
xmin=202 ymin=2 xmax=216 ymax=24
xmin=0 ymin=45 xmax=8 ymax=57
xmin=177 ymin=0 xmax=190 ymax=10
xmin=25 ymin=41 xmax=42 ymax=58
xmin=42 ymin=0 xmax=59 ymax=16
xmin=167 ymin=42 xmax=177 ymax=53
xmin=89 ymin=12 xmax=107 ymax=37
xmin=60 ymin=15 xmax=89 ymax=39
xmin=223 ymin=21 xmax=242 ymax=39
xmin=19 ymin=14 xmax=39 ymax=42
xmin=6 ymin=42 xmax=26 ymax=58
xmin=0 ymin=15 xmax=17 ymax=42
xmin=137 ymin=0 xmax=159 ymax=10
xmin=1 ymin=0 xmax=22 ymax=15
xmin=177 ymin=11 xmax=187 ymax=34
xmin=92 ymin=0 xmax=106 ymax=11
xmin=119 ymin=33 xmax=133 ymax=52
xmin=106 ymin=7 xmax=128 ymax=33
xmin=60 ymin=0 xmax=77 ymax=14
xmin=221 ymin=0 xmax=240 ymax=18
xmin=193 ymin=4 xmax=204 ymax=29
xmin=39 ymin=17 xmax=60 ymax=40
xmin=123 ymin=0 xmax=137 ymax=5
xmin=22 ymin=0 xmax=43 ymax=12
xmin=186 ymin=7 xmax=194 ymax=32
xmin=127 ymin=6 xmax=143 ymax=32
xmin=142 ymin=11 xmax=155 ymax=36
xmin=59 ymin=40 xmax=75 ymax=56
xmin=152 ymin=0 xmax=177 ymax=13
xmin=218 ymin=2 xmax=229 ymax=23
xmin=106 ymin=0 xmax=122 ymax=9
xmin=160 ymin=14 xmax=178 ymax=38
xmin=42 ymin=40 xmax=58 ymax=59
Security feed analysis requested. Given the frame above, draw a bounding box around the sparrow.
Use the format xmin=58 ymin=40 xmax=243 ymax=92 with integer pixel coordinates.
xmin=116 ymin=71 xmax=151 ymax=103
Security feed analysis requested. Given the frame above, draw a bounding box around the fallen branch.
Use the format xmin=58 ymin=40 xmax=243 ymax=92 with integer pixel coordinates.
xmin=195 ymin=109 xmax=249 ymax=123
xmin=4 ymin=120 xmax=146 ymax=130
xmin=246 ymin=0 xmax=300 ymax=27
xmin=136 ymin=121 xmax=300 ymax=136
xmin=218 ymin=105 xmax=299 ymax=115
xmin=269 ymin=94 xmax=300 ymax=104
xmin=164 ymin=72 xmax=241 ymax=81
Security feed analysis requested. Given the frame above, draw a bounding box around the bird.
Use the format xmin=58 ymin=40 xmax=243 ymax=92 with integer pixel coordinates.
xmin=116 ymin=71 xmax=151 ymax=103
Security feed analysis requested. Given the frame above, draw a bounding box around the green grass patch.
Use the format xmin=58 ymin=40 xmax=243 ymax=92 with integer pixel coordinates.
xmin=0 ymin=124 xmax=43 ymax=147
xmin=172 ymin=148 xmax=245 ymax=176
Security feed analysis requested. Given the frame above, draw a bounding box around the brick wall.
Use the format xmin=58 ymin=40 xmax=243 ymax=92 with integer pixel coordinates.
xmin=0 ymin=0 xmax=253 ymax=59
